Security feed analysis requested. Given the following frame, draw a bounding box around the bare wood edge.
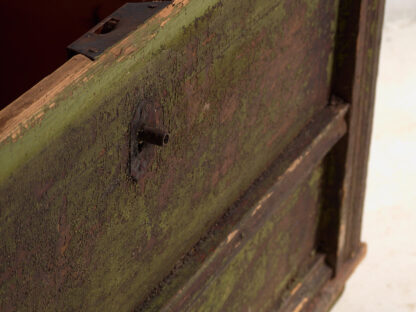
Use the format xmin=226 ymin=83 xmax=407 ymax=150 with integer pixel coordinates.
xmin=0 ymin=0 xmax=189 ymax=145
xmin=0 ymin=0 xmax=195 ymax=187
xmin=303 ymin=243 xmax=367 ymax=312
xmin=277 ymin=255 xmax=332 ymax=312
xmin=337 ymin=0 xmax=385 ymax=266
xmin=158 ymin=104 xmax=349 ymax=311
xmin=0 ymin=55 xmax=93 ymax=143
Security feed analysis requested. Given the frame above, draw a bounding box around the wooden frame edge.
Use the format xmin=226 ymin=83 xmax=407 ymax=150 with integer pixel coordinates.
xmin=341 ymin=0 xmax=385 ymax=262
xmin=155 ymin=103 xmax=349 ymax=311
xmin=0 ymin=55 xmax=92 ymax=143
xmin=322 ymin=0 xmax=385 ymax=272
xmin=304 ymin=243 xmax=367 ymax=312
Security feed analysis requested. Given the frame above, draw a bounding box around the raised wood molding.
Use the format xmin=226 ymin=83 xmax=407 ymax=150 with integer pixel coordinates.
xmin=159 ymin=104 xmax=348 ymax=311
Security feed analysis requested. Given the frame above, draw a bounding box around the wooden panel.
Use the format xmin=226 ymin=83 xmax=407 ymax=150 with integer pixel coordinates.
xmin=0 ymin=1 xmax=340 ymax=311
xmin=278 ymin=255 xmax=332 ymax=312
xmin=317 ymin=0 xmax=386 ymax=271
xmin=140 ymin=104 xmax=348 ymax=311
xmin=340 ymin=0 xmax=385 ymax=263
xmin=304 ymin=244 xmax=366 ymax=312
xmin=176 ymin=166 xmax=325 ymax=312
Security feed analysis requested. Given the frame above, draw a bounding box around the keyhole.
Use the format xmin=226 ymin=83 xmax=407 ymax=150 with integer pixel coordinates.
xmin=94 ymin=18 xmax=120 ymax=34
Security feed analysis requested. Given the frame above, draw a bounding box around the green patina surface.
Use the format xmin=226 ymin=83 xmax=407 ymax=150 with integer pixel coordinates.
xmin=183 ymin=166 xmax=324 ymax=312
xmin=0 ymin=0 xmax=338 ymax=311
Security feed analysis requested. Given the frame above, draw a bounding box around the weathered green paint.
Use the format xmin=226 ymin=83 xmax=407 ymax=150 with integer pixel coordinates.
xmin=181 ymin=166 xmax=324 ymax=312
xmin=0 ymin=0 xmax=338 ymax=311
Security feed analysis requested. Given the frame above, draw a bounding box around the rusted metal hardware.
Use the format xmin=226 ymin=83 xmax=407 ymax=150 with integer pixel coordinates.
xmin=138 ymin=126 xmax=169 ymax=147
xmin=129 ymin=102 xmax=169 ymax=181
xmin=67 ymin=1 xmax=171 ymax=60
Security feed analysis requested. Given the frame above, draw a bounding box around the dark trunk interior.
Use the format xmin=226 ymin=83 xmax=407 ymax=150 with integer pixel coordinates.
xmin=0 ymin=1 xmax=148 ymax=110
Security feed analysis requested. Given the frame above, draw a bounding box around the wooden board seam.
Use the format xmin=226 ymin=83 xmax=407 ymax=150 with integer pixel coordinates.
xmin=149 ymin=103 xmax=349 ymax=311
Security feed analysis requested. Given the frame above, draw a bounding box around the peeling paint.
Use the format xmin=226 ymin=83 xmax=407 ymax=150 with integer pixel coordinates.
xmin=0 ymin=0 xmax=339 ymax=310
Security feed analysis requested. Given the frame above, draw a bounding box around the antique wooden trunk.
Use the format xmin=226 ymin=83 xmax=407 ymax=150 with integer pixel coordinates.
xmin=0 ymin=0 xmax=384 ymax=311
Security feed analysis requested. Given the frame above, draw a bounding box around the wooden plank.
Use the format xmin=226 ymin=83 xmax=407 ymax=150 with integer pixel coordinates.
xmin=317 ymin=0 xmax=385 ymax=271
xmin=304 ymin=244 xmax=367 ymax=312
xmin=277 ymin=255 xmax=332 ymax=312
xmin=165 ymin=168 xmax=326 ymax=312
xmin=143 ymin=103 xmax=349 ymax=311
xmin=0 ymin=1 xmax=340 ymax=311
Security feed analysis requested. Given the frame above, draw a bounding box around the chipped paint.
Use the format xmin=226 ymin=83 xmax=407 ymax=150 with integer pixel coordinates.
xmin=293 ymin=297 xmax=309 ymax=312
xmin=227 ymin=230 xmax=239 ymax=244
xmin=251 ymin=191 xmax=273 ymax=216
xmin=291 ymin=282 xmax=303 ymax=295
xmin=0 ymin=0 xmax=340 ymax=310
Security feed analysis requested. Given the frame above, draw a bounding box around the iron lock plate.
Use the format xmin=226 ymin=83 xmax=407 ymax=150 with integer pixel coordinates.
xmin=67 ymin=1 xmax=171 ymax=60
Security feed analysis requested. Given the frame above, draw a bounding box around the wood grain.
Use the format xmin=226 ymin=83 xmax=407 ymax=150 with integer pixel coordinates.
xmin=317 ymin=0 xmax=386 ymax=272
xmin=0 ymin=0 xmax=384 ymax=310
xmin=0 ymin=55 xmax=92 ymax=143
xmin=155 ymin=104 xmax=348 ymax=312
xmin=0 ymin=0 xmax=339 ymax=311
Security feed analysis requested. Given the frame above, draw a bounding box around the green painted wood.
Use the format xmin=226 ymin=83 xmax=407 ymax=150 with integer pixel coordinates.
xmin=140 ymin=104 xmax=348 ymax=311
xmin=0 ymin=0 xmax=339 ymax=311
xmin=175 ymin=167 xmax=324 ymax=312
